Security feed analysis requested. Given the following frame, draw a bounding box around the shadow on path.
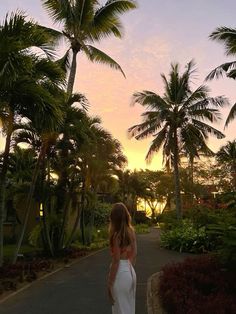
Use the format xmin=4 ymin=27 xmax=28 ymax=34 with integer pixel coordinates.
xmin=0 ymin=228 xmax=190 ymax=314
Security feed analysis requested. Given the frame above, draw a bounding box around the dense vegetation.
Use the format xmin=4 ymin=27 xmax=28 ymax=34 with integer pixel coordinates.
xmin=0 ymin=1 xmax=236 ymax=310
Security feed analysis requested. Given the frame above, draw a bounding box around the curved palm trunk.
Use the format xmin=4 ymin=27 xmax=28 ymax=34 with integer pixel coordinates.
xmin=173 ymin=129 xmax=182 ymax=219
xmin=0 ymin=124 xmax=13 ymax=266
xmin=12 ymin=147 xmax=44 ymax=264
xmin=67 ymin=50 xmax=78 ymax=95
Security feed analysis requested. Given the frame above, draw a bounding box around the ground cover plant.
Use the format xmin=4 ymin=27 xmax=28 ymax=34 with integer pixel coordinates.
xmin=158 ymin=255 xmax=236 ymax=314
xmin=0 ymin=247 xmax=89 ymax=295
xmin=160 ymin=219 xmax=211 ymax=253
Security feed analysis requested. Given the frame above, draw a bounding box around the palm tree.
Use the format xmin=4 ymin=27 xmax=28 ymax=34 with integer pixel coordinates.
xmin=128 ymin=61 xmax=227 ymax=218
xmin=181 ymin=141 xmax=215 ymax=185
xmin=207 ymin=27 xmax=236 ymax=126
xmin=67 ymin=115 xmax=126 ymax=245
xmin=42 ymin=0 xmax=137 ymax=94
xmin=216 ymin=140 xmax=236 ymax=191
xmin=0 ymin=12 xmax=65 ymax=266
xmin=12 ymin=91 xmax=88 ymax=256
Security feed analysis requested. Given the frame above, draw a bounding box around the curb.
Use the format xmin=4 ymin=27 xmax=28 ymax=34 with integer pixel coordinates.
xmin=147 ymin=272 xmax=166 ymax=314
xmin=0 ymin=247 xmax=107 ymax=305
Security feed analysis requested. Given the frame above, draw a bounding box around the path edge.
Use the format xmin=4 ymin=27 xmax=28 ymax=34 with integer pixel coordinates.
xmin=0 ymin=247 xmax=107 ymax=305
xmin=147 ymin=271 xmax=166 ymax=314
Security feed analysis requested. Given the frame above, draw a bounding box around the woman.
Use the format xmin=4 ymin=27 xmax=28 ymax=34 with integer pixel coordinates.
xmin=107 ymin=203 xmax=137 ymax=314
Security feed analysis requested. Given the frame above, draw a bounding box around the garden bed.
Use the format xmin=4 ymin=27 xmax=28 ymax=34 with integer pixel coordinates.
xmin=0 ymin=246 xmax=98 ymax=301
xmin=157 ymin=255 xmax=236 ymax=314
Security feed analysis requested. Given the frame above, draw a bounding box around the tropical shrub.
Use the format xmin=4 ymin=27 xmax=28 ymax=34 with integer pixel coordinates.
xmin=157 ymin=210 xmax=179 ymax=230
xmin=160 ymin=220 xmax=213 ymax=253
xmin=184 ymin=205 xmax=218 ymax=228
xmin=76 ymin=225 xmax=109 ymax=246
xmin=134 ymin=211 xmax=150 ymax=224
xmin=158 ymin=255 xmax=236 ymax=314
xmin=84 ymin=202 xmax=112 ymax=227
xmin=207 ymin=216 xmax=236 ymax=266
xmin=28 ymin=225 xmax=42 ymax=247
xmin=134 ymin=223 xmax=150 ymax=234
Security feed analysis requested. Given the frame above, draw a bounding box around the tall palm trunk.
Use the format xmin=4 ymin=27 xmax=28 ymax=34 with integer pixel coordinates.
xmin=80 ymin=178 xmax=86 ymax=245
xmin=67 ymin=50 xmax=78 ymax=95
xmin=231 ymin=162 xmax=236 ymax=192
xmin=0 ymin=112 xmax=14 ymax=266
xmin=12 ymin=146 xmax=44 ymax=264
xmin=41 ymin=156 xmax=54 ymax=256
xmin=163 ymin=194 xmax=171 ymax=211
xmin=173 ymin=128 xmax=182 ymax=219
xmin=66 ymin=202 xmax=81 ymax=247
xmin=189 ymin=156 xmax=194 ymax=206
xmin=0 ymin=131 xmax=12 ymax=266
xmin=58 ymin=196 xmax=71 ymax=249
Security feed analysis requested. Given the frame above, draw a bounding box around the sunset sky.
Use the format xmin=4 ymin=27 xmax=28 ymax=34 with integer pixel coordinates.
xmin=1 ymin=0 xmax=236 ymax=170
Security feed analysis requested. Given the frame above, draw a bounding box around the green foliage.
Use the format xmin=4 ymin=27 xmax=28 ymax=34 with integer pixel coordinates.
xmin=93 ymin=202 xmax=112 ymax=227
xmin=76 ymin=225 xmax=109 ymax=247
xmin=157 ymin=210 xmax=178 ymax=230
xmin=160 ymin=220 xmax=212 ymax=253
xmin=207 ymin=210 xmax=236 ymax=265
xmin=185 ymin=206 xmax=219 ymax=228
xmin=134 ymin=223 xmax=150 ymax=234
xmin=28 ymin=224 xmax=42 ymax=247
xmin=161 ymin=202 xmax=236 ymax=262
xmin=134 ymin=210 xmax=150 ymax=224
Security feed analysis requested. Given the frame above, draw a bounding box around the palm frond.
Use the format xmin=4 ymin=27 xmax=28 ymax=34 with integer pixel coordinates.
xmin=189 ymin=108 xmax=221 ymax=123
xmin=192 ymin=119 xmax=225 ymax=139
xmin=182 ymin=85 xmax=210 ymax=108
xmin=206 ymin=61 xmax=236 ymax=80
xmin=93 ymin=0 xmax=136 ymax=39
xmin=95 ymin=0 xmax=137 ymax=19
xmin=42 ymin=0 xmax=74 ymax=24
xmin=68 ymin=93 xmax=90 ymax=111
xmin=210 ymin=27 xmax=236 ymax=56
xmin=56 ymin=48 xmax=71 ymax=73
xmin=83 ymin=44 xmax=125 ymax=77
xmin=188 ymin=96 xmax=229 ymax=112
xmin=225 ymin=103 xmax=236 ymax=127
xmin=131 ymin=91 xmax=169 ymax=110
xmin=216 ymin=140 xmax=236 ymax=163
xmin=146 ymin=127 xmax=167 ymax=164
xmin=90 ymin=16 xmax=123 ymax=41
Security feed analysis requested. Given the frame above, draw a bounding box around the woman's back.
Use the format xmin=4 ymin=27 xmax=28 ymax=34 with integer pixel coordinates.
xmin=110 ymin=230 xmax=137 ymax=264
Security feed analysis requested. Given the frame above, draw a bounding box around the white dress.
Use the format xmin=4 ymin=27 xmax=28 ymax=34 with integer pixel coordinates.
xmin=112 ymin=260 xmax=136 ymax=314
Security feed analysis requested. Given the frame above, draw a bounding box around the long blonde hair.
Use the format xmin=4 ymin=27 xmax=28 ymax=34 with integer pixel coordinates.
xmin=109 ymin=202 xmax=134 ymax=248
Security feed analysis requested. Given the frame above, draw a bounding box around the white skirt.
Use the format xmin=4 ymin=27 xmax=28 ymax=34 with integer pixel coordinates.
xmin=112 ymin=260 xmax=136 ymax=314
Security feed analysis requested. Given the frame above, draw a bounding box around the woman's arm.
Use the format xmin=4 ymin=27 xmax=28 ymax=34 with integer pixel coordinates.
xmin=130 ymin=230 xmax=137 ymax=266
xmin=107 ymin=235 xmax=120 ymax=287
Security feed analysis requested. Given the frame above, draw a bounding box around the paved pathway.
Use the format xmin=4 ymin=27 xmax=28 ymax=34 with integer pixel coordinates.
xmin=0 ymin=228 xmax=190 ymax=314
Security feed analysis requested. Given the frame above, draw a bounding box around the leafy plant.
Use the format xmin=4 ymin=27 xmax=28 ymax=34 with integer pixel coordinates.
xmin=158 ymin=255 xmax=236 ymax=314
xmin=208 ymin=219 xmax=236 ymax=266
xmin=160 ymin=219 xmax=213 ymax=253
xmin=134 ymin=223 xmax=150 ymax=234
